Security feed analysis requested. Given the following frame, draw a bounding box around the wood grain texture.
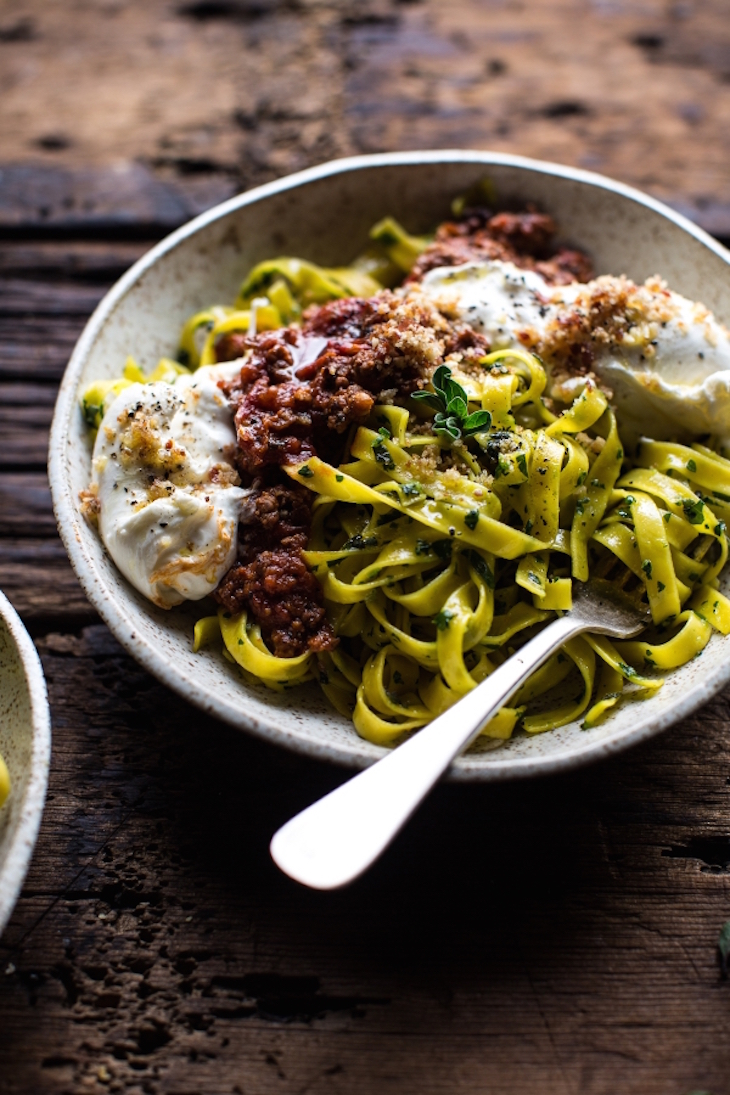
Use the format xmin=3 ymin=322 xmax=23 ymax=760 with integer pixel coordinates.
xmin=0 ymin=232 xmax=728 ymax=1095
xmin=1 ymin=0 xmax=730 ymax=233
xmin=0 ymin=624 xmax=729 ymax=1095
xmin=0 ymin=2 xmax=730 ymax=1089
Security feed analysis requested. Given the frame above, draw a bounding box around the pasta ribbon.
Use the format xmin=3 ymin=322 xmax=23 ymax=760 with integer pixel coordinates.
xmin=218 ymin=610 xmax=314 ymax=688
xmin=615 ymin=611 xmax=711 ymax=669
xmin=164 ymin=248 xmax=730 ymax=754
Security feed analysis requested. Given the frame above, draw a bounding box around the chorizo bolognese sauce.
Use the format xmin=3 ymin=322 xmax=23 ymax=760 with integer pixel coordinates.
xmin=212 ymin=209 xmax=593 ymax=659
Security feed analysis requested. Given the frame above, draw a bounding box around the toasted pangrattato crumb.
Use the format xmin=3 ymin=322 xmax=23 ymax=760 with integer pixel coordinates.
xmin=79 ymin=485 xmax=100 ymax=526
xmin=523 ymin=275 xmax=681 ymax=378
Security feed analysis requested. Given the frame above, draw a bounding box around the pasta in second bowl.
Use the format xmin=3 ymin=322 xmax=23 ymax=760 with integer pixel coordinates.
xmin=49 ymin=151 xmax=730 ymax=779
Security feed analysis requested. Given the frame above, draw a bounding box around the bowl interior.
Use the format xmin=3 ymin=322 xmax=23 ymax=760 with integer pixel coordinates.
xmin=50 ymin=152 xmax=730 ymax=778
xmin=0 ymin=593 xmax=51 ymax=934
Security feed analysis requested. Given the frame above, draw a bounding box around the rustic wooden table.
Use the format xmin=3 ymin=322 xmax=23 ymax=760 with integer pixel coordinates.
xmin=1 ymin=2 xmax=729 ymax=1092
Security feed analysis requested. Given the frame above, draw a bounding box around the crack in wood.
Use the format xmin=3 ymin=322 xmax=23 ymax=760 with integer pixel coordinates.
xmin=662 ymin=835 xmax=730 ymax=870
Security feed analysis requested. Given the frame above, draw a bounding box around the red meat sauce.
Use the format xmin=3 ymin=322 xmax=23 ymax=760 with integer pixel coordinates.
xmin=407 ymin=208 xmax=593 ymax=286
xmin=212 ymin=208 xmax=593 ymax=658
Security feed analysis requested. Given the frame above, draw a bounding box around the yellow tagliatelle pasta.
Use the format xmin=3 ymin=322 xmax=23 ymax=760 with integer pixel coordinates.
xmin=194 ymin=346 xmax=730 ymax=748
xmin=80 ymin=209 xmax=730 ymax=752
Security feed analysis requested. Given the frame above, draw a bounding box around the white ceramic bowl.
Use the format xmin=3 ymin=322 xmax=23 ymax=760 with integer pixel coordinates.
xmin=0 ymin=590 xmax=51 ymax=934
xmin=49 ymin=151 xmax=730 ymax=780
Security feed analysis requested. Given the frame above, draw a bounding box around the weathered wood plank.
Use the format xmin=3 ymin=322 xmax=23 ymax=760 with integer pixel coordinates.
xmin=0 ymin=240 xmax=148 ymax=280
xmin=1 ymin=382 xmax=58 ymax=406
xmin=0 ymin=401 xmax=53 ymax=467
xmin=0 ymin=1 xmax=729 ymax=234
xmin=0 ymin=242 xmax=147 ymax=383
xmin=0 ymin=317 xmax=88 ymax=382
xmin=0 ymin=627 xmax=727 ymax=1094
xmin=0 ymin=278 xmax=106 ymax=316
xmin=0 ymin=163 xmax=237 ymax=232
xmin=0 ymin=473 xmax=56 ymax=537
xmin=0 ymin=540 xmax=95 ymax=626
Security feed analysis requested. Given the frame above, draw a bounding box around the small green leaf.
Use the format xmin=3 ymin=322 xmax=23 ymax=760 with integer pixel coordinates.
xmin=447 ymin=394 xmax=468 ymax=419
xmin=412 ymin=390 xmax=445 ymax=412
xmin=462 ymin=409 xmax=492 ymax=435
xmin=433 ymin=609 xmax=455 ymax=631
xmin=641 ymin=559 xmax=653 ymax=580
xmin=414 ymin=365 xmax=488 ymax=445
xmin=342 ymin=534 xmax=379 ymax=551
xmin=465 ymin=549 xmax=495 ymax=588
xmin=433 ymin=412 xmax=462 ymax=442
xmin=432 ymin=540 xmax=453 ymax=560
xmin=682 ymin=498 xmax=705 ymax=524
xmin=464 ymin=509 xmax=479 ymax=530
xmin=431 ymin=364 xmax=451 ymax=392
xmin=687 ymin=458 xmax=697 ymax=472
xmin=372 ymin=440 xmax=395 ymax=470
xmin=298 ymin=465 xmax=314 ymax=478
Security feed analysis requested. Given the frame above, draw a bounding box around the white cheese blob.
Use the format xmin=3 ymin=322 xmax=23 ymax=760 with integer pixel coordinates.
xmin=92 ymin=361 xmax=247 ymax=608
xmin=421 ymin=260 xmax=730 ymax=447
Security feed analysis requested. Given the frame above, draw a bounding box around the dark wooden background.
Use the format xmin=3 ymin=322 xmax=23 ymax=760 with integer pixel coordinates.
xmin=1 ymin=2 xmax=729 ymax=1092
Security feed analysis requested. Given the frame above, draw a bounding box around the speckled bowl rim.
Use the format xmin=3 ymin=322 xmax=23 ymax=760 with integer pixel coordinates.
xmin=49 ymin=150 xmax=730 ymax=780
xmin=0 ymin=590 xmax=51 ymax=936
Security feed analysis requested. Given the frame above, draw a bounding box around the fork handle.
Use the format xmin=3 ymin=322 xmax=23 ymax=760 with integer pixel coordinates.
xmin=270 ymin=613 xmax=586 ymax=890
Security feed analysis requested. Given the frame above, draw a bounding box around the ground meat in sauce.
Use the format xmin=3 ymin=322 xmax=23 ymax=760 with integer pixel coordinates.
xmin=214 ymin=291 xmax=458 ymax=657
xmin=213 ymin=206 xmax=594 ymax=658
xmin=213 ymin=483 xmax=336 ymax=657
xmin=408 ymin=208 xmax=594 ymax=286
xmin=217 ymin=291 xmax=453 ymax=478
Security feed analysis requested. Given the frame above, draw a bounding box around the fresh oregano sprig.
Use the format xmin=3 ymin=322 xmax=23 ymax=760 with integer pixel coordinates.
xmin=412 ymin=364 xmax=492 ymax=443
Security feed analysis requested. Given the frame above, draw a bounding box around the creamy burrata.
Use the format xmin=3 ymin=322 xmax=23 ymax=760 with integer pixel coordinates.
xmin=421 ymin=260 xmax=730 ymax=447
xmin=91 ymin=361 xmax=246 ymax=608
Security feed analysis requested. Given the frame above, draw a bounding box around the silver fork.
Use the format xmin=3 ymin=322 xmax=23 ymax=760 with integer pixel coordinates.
xmin=270 ymin=580 xmax=646 ymax=890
